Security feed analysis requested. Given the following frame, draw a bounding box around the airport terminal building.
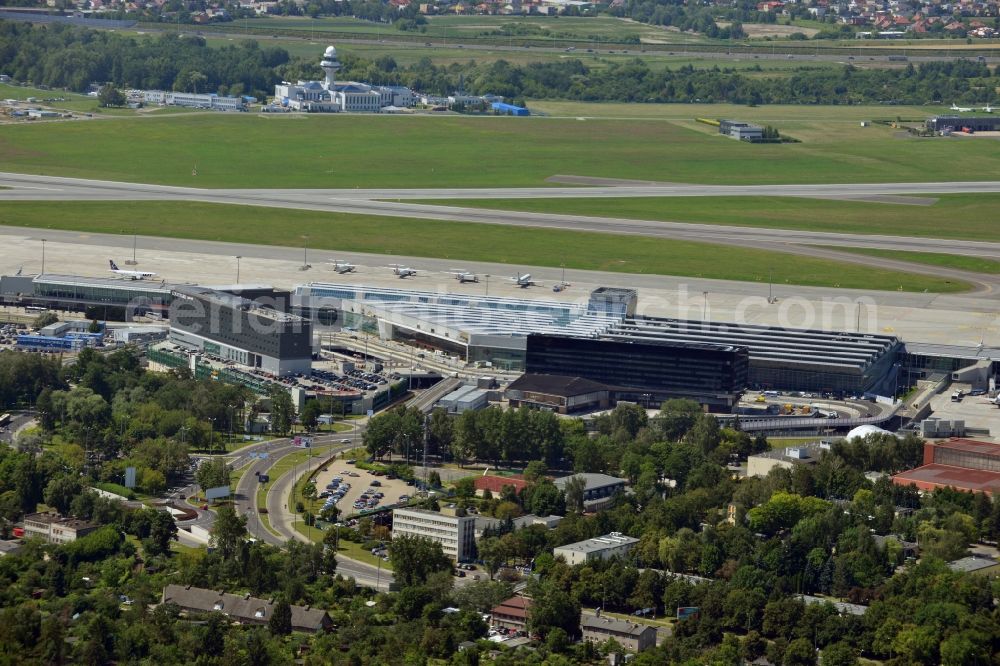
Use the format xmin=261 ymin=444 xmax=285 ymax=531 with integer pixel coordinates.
xmin=169 ymin=286 xmax=312 ymax=376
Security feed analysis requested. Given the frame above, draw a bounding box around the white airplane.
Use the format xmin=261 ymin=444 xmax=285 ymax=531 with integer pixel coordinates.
xmin=109 ymin=259 xmax=156 ymax=280
xmin=328 ymin=259 xmax=356 ymax=274
xmin=390 ymin=264 xmax=417 ymax=278
xmin=449 ymin=269 xmax=479 ymax=283
xmin=983 ymin=104 xmax=995 ymax=113
xmin=950 ymin=102 xmax=973 ymax=112
xmin=511 ymin=273 xmax=536 ymax=288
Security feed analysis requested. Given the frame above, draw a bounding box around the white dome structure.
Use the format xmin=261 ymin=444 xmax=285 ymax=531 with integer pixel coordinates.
xmin=846 ymin=424 xmax=896 ymax=441
xmin=324 ymin=45 xmax=337 ymax=59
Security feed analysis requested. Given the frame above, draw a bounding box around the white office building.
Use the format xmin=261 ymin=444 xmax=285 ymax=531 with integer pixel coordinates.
xmin=392 ymin=508 xmax=476 ymax=561
xmin=142 ymin=90 xmax=244 ymax=111
xmin=553 ymin=532 xmax=639 ymax=566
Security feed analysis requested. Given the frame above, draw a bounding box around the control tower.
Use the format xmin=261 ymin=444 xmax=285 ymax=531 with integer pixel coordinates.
xmin=320 ymin=45 xmax=341 ymax=90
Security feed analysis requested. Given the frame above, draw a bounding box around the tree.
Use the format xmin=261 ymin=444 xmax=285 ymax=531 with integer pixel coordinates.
xmin=269 ymin=385 xmax=294 ymax=436
xmin=97 ymin=84 xmax=126 ymax=108
xmin=527 ymin=584 xmax=580 ymax=639
xmin=820 ymin=642 xmax=858 ymax=666
xmin=32 ymin=312 xmax=58 ymax=330
xmin=268 ymin=598 xmax=292 ymax=636
xmin=300 ymin=399 xmax=322 ymax=431
xmin=145 ymin=508 xmax=177 ymax=556
xmin=389 ymin=534 xmax=452 ymax=587
xmin=196 ymin=457 xmax=230 ymax=493
xmin=43 ymin=475 xmax=82 ymax=515
xmin=211 ymin=503 xmax=247 ymax=560
xmin=564 ymin=475 xmax=586 ymax=513
xmin=783 ymin=637 xmax=816 ymax=666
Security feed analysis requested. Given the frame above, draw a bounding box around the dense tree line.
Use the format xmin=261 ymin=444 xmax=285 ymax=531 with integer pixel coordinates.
xmin=3 ymin=21 xmax=997 ymax=105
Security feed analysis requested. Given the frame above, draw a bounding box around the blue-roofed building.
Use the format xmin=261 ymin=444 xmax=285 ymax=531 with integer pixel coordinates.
xmin=492 ymin=102 xmax=530 ymax=116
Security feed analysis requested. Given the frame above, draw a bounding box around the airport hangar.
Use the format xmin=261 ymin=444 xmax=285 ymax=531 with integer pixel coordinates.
xmin=0 ymin=273 xmax=994 ymax=409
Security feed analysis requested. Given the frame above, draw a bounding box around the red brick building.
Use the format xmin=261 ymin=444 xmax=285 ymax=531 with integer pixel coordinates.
xmin=892 ymin=438 xmax=1000 ymax=496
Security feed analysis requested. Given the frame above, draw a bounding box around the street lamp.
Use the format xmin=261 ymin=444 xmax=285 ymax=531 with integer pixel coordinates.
xmin=484 ymin=274 xmax=490 ymax=297
xmin=235 ymin=255 xmax=242 ymax=283
xmin=40 ymin=238 xmax=46 ymax=274
xmin=300 ymin=235 xmax=310 ymax=271
xmin=125 ymin=229 xmax=138 ymax=265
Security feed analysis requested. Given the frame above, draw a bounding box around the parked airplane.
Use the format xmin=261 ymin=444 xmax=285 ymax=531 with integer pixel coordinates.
xmin=511 ymin=274 xmax=536 ymax=288
xmin=449 ymin=269 xmax=479 ymax=283
xmin=983 ymin=104 xmax=995 ymax=113
xmin=950 ymin=102 xmax=973 ymax=112
xmin=109 ymin=260 xmax=156 ymax=280
xmin=329 ymin=259 xmax=356 ymax=274
xmin=390 ymin=264 xmax=417 ymax=278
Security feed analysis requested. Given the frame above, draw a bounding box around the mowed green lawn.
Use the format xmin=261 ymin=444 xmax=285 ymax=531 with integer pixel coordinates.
xmin=410 ymin=194 xmax=1000 ymax=243
xmin=2 ymin=110 xmax=998 ymax=188
xmin=0 ymin=201 xmax=969 ymax=292
xmin=827 ymin=247 xmax=1000 ymax=274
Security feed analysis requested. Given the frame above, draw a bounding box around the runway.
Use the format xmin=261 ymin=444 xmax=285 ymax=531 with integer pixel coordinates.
xmin=2 ymin=172 xmax=1000 ymax=295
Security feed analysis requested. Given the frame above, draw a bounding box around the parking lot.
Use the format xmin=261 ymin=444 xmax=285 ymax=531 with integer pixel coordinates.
xmin=312 ymin=459 xmax=416 ymax=518
xmin=925 ymin=383 xmax=1000 ymax=436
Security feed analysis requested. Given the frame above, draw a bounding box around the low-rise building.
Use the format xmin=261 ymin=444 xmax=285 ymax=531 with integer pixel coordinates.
xmin=719 ymin=119 xmax=764 ymax=140
xmin=392 ymin=507 xmax=476 ymax=561
xmin=161 ymin=584 xmax=332 ymax=632
xmin=553 ymin=532 xmax=638 ymax=566
xmin=580 ymin=612 xmax=657 ymax=652
xmin=23 ymin=513 xmax=98 ymax=545
xmin=747 ymin=441 xmax=832 ymax=478
xmin=473 ymin=474 xmax=528 ymax=497
xmin=947 ymin=555 xmax=1000 ymax=577
xmin=474 ymin=513 xmax=563 ymax=538
xmin=892 ymin=438 xmax=1000 ymax=496
xmin=553 ymin=473 xmax=628 ymax=511
xmin=490 ymin=595 xmax=532 ymax=632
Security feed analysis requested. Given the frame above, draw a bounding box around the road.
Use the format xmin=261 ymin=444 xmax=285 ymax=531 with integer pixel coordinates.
xmin=225 ymin=427 xmax=397 ymax=590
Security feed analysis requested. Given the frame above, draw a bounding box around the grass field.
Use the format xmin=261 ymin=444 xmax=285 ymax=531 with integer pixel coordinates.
xmin=410 ymin=194 xmax=1000 ymax=243
xmin=197 ymin=33 xmax=848 ymax=73
xmin=0 ymin=200 xmax=970 ymax=292
xmin=2 ymin=110 xmax=997 ymax=188
xmin=827 ymin=247 xmax=1000 ymax=274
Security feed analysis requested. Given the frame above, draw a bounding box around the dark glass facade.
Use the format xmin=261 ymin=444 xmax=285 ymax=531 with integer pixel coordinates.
xmin=525 ymin=334 xmax=749 ymax=410
xmin=170 ymin=288 xmax=312 ymax=362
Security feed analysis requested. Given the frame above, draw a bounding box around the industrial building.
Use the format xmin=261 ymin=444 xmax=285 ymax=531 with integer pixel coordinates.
xmin=169 ymin=286 xmax=312 ymax=376
xmin=521 ymin=333 xmax=750 ymax=411
xmin=892 ymin=438 xmax=1000 ymax=496
xmin=926 ymin=116 xmax=1000 ymax=132
xmin=391 ymin=507 xmax=476 ymax=561
xmin=553 ymin=532 xmax=639 ymax=566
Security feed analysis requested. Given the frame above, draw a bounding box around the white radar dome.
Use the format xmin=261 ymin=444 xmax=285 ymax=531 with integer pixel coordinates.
xmin=846 ymin=425 xmax=896 ymax=441
xmin=324 ymin=46 xmax=337 ymax=58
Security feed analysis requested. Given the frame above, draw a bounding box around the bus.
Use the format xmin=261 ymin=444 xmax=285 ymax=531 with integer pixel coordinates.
xmin=0 ymin=414 xmax=11 ymax=427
